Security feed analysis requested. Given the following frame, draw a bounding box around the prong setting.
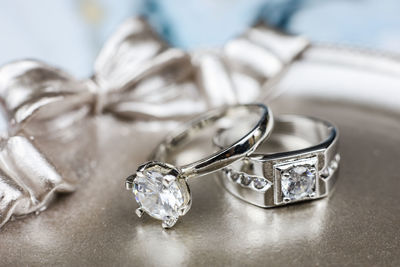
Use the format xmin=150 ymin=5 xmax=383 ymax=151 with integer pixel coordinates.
xmin=125 ymin=174 xmax=136 ymax=190
xmin=276 ymin=157 xmax=318 ymax=204
xmin=162 ymin=217 xmax=178 ymax=229
xmin=135 ymin=208 xmax=144 ymax=218
xmin=127 ymin=161 xmax=191 ymax=229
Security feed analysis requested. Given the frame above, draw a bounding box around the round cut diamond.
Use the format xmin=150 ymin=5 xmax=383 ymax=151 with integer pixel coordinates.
xmin=231 ymin=172 xmax=240 ymax=181
xmin=133 ymin=162 xmax=190 ymax=221
xmin=240 ymin=174 xmax=251 ymax=186
xmin=281 ymin=165 xmax=316 ymax=201
xmin=253 ymin=177 xmax=267 ymax=190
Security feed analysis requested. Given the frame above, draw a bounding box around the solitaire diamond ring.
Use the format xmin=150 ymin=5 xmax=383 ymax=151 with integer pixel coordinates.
xmin=214 ymin=115 xmax=339 ymax=207
xmin=125 ymin=104 xmax=273 ymax=228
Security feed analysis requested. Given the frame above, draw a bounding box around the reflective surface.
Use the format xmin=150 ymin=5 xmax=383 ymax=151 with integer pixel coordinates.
xmin=215 ymin=115 xmax=339 ymax=208
xmin=0 ymin=17 xmax=307 ymax=228
xmin=1 ymin=43 xmax=400 ymax=265
xmin=0 ymin=97 xmax=399 ymax=266
xmin=152 ymin=104 xmax=273 ymax=178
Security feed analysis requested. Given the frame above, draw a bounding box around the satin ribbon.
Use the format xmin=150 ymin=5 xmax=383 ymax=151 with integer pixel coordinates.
xmin=0 ymin=17 xmax=309 ymax=228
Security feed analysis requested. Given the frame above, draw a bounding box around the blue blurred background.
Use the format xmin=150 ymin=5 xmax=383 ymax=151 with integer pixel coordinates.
xmin=1 ymin=0 xmax=399 ymax=77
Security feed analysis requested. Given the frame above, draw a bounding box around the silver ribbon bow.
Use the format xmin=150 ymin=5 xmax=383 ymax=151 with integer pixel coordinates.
xmin=0 ymin=17 xmax=309 ymax=228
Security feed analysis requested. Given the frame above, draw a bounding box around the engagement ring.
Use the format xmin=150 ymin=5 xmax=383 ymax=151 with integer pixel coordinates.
xmin=125 ymin=104 xmax=273 ymax=228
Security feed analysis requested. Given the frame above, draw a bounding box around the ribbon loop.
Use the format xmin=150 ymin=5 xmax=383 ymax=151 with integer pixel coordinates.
xmin=0 ymin=17 xmax=309 ymax=228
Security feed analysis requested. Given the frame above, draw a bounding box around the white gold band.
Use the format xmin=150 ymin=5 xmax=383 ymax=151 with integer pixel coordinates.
xmin=214 ymin=115 xmax=339 ymax=207
xmin=125 ymin=104 xmax=274 ymax=228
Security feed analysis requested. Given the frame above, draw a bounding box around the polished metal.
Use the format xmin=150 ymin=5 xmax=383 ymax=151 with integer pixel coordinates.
xmin=0 ymin=17 xmax=194 ymax=229
xmin=215 ymin=115 xmax=339 ymax=207
xmin=0 ymin=17 xmax=308 ymax=228
xmin=0 ymin=84 xmax=399 ymax=266
xmin=126 ymin=103 xmax=274 ymax=228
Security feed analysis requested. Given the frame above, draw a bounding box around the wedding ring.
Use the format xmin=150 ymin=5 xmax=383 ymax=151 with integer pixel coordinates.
xmin=125 ymin=104 xmax=273 ymax=228
xmin=214 ymin=115 xmax=339 ymax=207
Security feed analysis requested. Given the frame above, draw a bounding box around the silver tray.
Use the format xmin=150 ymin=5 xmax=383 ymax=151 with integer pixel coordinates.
xmin=1 ymin=46 xmax=399 ymax=266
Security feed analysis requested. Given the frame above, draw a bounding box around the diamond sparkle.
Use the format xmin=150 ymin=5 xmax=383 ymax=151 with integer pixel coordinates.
xmin=132 ymin=162 xmax=190 ymax=224
xmin=281 ymin=165 xmax=316 ymax=201
xmin=253 ymin=177 xmax=267 ymax=190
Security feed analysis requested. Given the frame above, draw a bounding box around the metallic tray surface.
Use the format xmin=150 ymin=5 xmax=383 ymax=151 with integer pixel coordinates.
xmin=0 ymin=47 xmax=399 ymax=266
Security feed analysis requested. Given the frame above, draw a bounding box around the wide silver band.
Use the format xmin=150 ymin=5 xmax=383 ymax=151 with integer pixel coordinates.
xmin=126 ymin=103 xmax=274 ymax=228
xmin=214 ymin=115 xmax=339 ymax=208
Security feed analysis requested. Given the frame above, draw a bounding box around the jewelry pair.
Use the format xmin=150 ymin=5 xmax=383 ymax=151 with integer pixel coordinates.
xmin=125 ymin=104 xmax=339 ymax=228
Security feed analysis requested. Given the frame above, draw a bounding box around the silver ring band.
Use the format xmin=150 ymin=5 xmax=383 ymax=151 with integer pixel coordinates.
xmin=214 ymin=114 xmax=339 ymax=208
xmin=151 ymin=103 xmax=273 ymax=179
xmin=125 ymin=103 xmax=274 ymax=228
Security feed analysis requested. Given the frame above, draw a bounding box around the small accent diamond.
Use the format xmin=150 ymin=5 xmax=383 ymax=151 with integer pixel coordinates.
xmin=231 ymin=172 xmax=240 ymax=181
xmin=253 ymin=177 xmax=267 ymax=190
xmin=240 ymin=174 xmax=251 ymax=186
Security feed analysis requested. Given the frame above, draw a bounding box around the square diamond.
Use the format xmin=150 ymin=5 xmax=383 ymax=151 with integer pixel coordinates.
xmin=274 ymin=157 xmax=318 ymax=204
